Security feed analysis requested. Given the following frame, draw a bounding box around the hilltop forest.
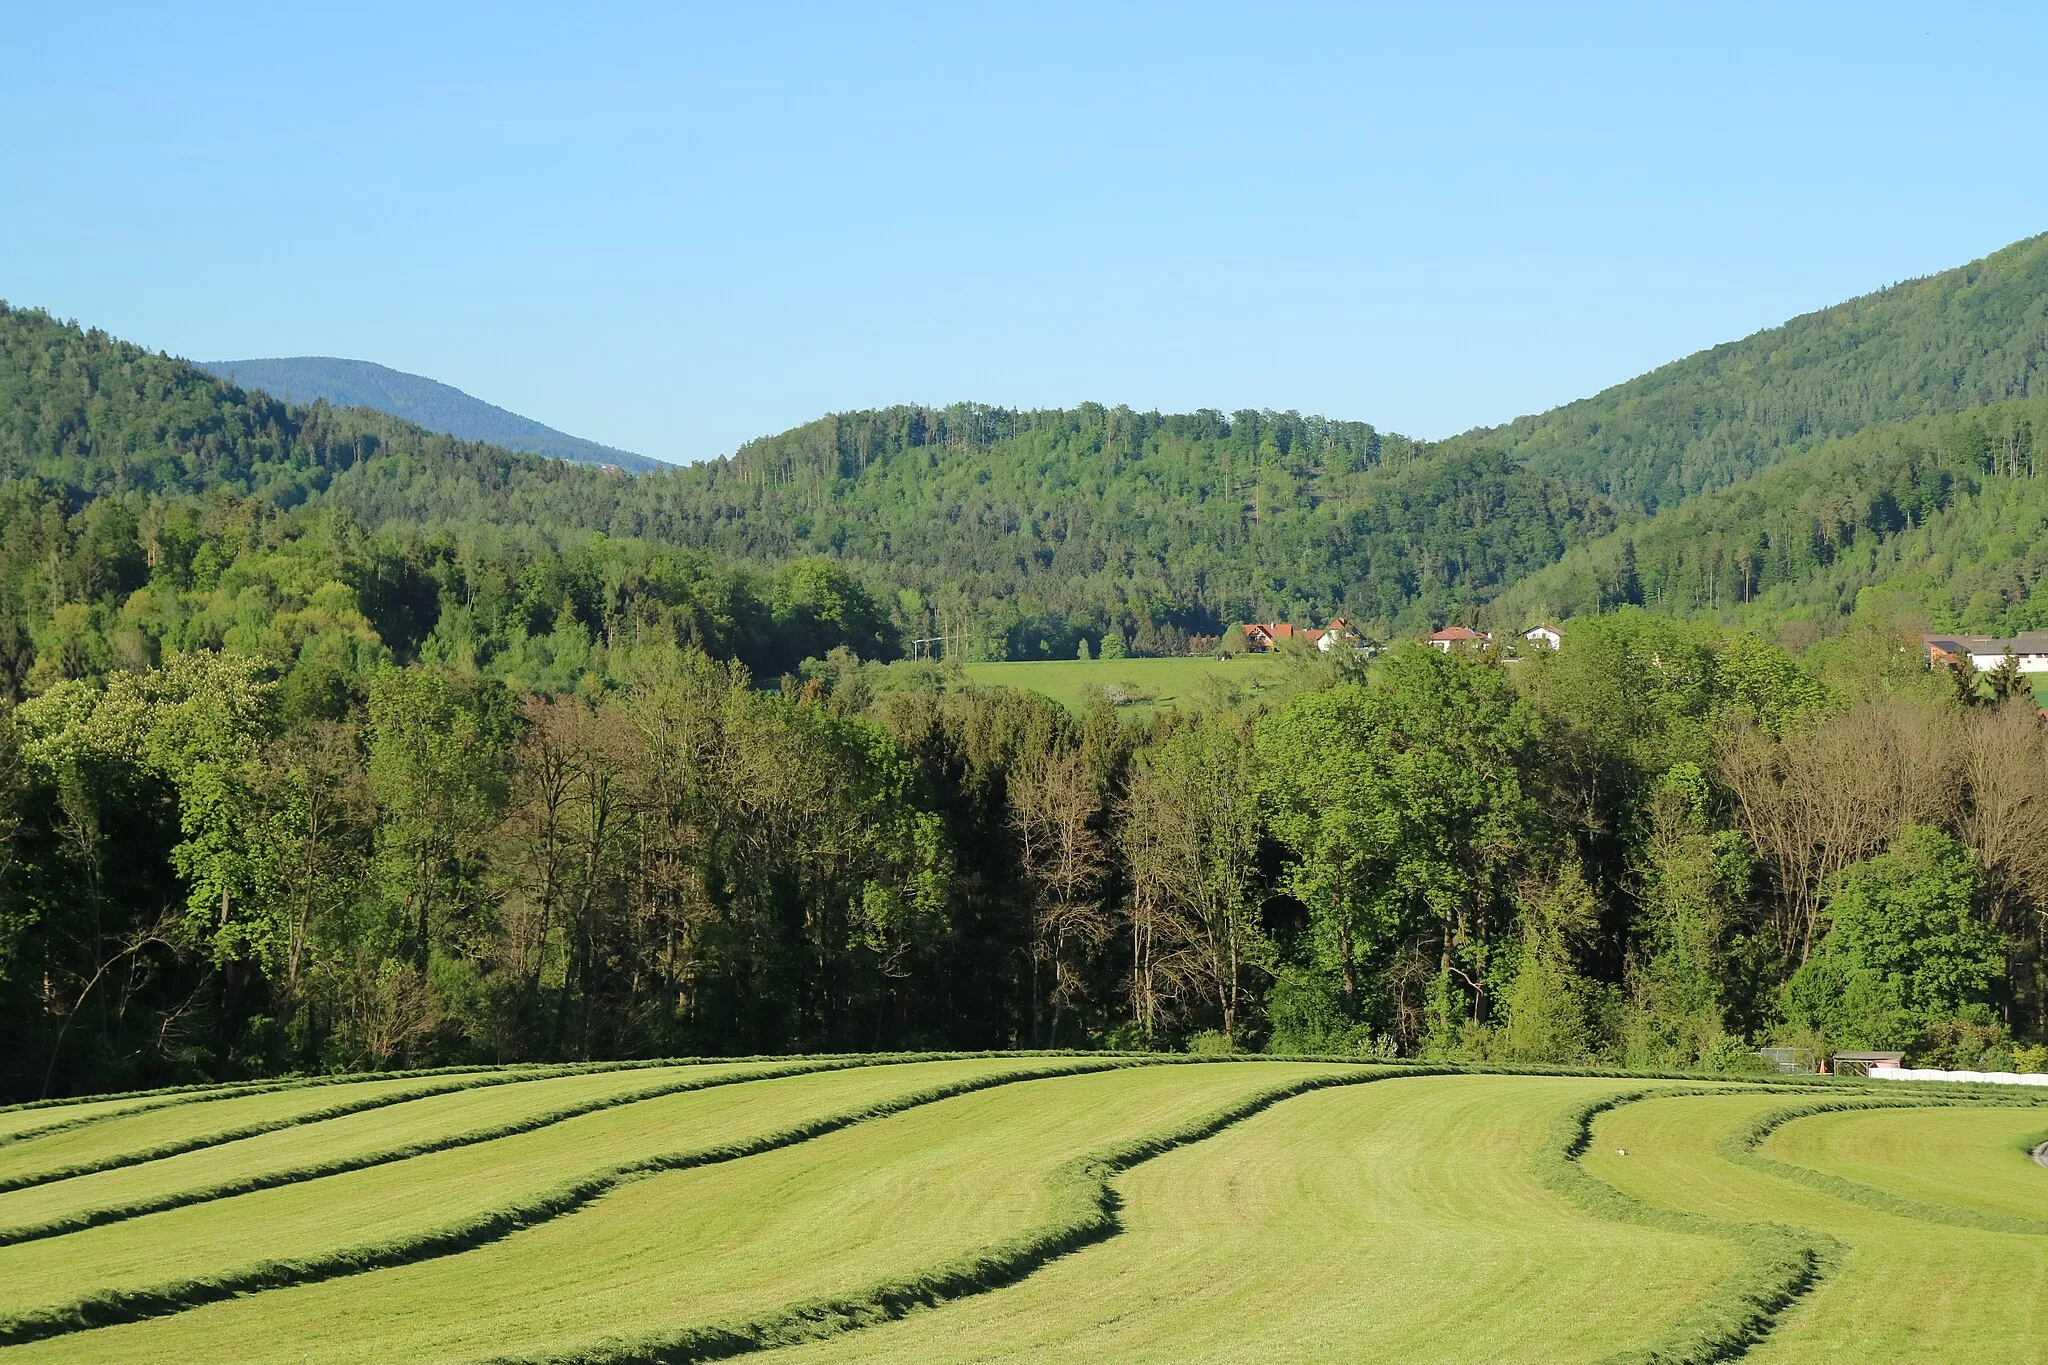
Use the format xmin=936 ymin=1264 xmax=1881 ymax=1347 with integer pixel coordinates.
xmin=3 ymin=231 xmax=2048 ymax=1099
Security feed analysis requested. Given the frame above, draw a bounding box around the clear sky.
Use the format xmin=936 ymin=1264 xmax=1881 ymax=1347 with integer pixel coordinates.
xmin=5 ymin=2 xmax=2045 ymax=464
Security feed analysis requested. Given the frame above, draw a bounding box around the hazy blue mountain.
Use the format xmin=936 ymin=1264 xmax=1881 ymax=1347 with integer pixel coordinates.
xmin=198 ymin=356 xmax=668 ymax=471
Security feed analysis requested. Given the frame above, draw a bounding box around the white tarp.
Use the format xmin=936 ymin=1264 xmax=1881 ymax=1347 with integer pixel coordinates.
xmin=1869 ymin=1066 xmax=2048 ymax=1086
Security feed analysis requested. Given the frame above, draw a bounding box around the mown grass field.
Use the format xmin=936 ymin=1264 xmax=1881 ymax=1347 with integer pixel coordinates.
xmin=1 ymin=1058 xmax=2043 ymax=1362
xmin=958 ymin=655 xmax=1294 ymax=715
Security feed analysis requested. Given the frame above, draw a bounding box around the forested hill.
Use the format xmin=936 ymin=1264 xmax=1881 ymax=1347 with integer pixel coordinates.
xmin=318 ymin=233 xmax=2048 ymax=647
xmin=1438 ymin=232 xmax=2048 ymax=513
xmin=5 ymin=230 xmax=2046 ymax=660
xmin=1488 ymin=397 xmax=2048 ymax=637
xmin=199 ymin=357 xmax=668 ymax=472
xmin=0 ymin=302 xmax=900 ymax=697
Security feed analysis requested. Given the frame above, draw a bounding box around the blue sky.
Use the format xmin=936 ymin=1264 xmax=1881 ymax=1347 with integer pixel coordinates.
xmin=5 ymin=3 xmax=2044 ymax=464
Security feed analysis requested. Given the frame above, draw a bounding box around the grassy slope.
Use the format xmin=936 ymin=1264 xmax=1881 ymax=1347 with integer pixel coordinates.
xmin=0 ymin=1061 xmax=782 ymax=1236
xmin=0 ymin=1058 xmax=1069 ymax=1326
xmin=16 ymin=1063 xmax=1360 ymax=1364
xmin=1588 ymin=1092 xmax=2048 ymax=1361
xmin=959 ymin=654 xmax=1292 ymax=715
xmin=1760 ymin=1105 xmax=2048 ymax=1224
xmin=11 ymin=1063 xmax=2046 ymax=1362
xmin=765 ymin=1074 xmax=1740 ymax=1365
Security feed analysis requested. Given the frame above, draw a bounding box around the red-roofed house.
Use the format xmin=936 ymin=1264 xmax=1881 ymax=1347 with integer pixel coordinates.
xmin=1427 ymin=626 xmax=1491 ymax=653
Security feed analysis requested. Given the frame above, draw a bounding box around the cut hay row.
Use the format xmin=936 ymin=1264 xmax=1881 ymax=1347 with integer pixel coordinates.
xmin=0 ymin=1060 xmax=646 ymax=1146
xmin=763 ymin=1075 xmax=1758 ymax=1365
xmin=0 ymin=1051 xmax=1035 ymax=1194
xmin=8 ymin=1062 xmax=2046 ymax=1363
xmin=1756 ymin=1103 xmax=2048 ymax=1228
xmin=0 ymin=1072 xmax=519 ymax=1192
xmin=1719 ymin=1097 xmax=2048 ymax=1237
xmin=0 ymin=1059 xmax=838 ymax=1245
xmin=0 ymin=1058 xmax=1124 ymax=1349
xmin=1587 ymin=1091 xmax=2048 ymax=1363
xmin=7 ymin=1061 xmax=1372 ymax=1364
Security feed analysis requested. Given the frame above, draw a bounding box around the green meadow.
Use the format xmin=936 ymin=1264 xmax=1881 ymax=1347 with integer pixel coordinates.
xmin=1 ymin=1059 xmax=2044 ymax=1362
xmin=958 ymin=654 xmax=1296 ymax=715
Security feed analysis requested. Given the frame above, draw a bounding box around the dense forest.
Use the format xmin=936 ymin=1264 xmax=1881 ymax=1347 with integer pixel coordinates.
xmin=5 ymin=230 xmax=2048 ymax=1099
xmin=9 ymin=608 xmax=2046 ymax=1101
xmin=1492 ymin=398 xmax=2048 ymax=636
xmin=326 ymin=230 xmax=2048 ymax=649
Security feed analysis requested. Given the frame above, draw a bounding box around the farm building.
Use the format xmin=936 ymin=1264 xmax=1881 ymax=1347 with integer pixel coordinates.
xmin=1923 ymin=632 xmax=2048 ymax=674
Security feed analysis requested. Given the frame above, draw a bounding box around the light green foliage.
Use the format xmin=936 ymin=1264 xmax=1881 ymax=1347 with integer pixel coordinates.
xmin=1784 ymin=825 xmax=2004 ymax=1052
xmin=1496 ymin=864 xmax=1609 ymax=1064
xmin=1515 ymin=610 xmax=1823 ymax=778
xmin=1259 ymin=647 xmax=1544 ymax=1047
xmin=1622 ymin=766 xmax=1754 ymax=1068
xmin=1123 ymin=722 xmax=1267 ymax=1042
xmin=1255 ymin=685 xmax=1408 ymax=1025
xmin=16 ymin=652 xmax=289 ymax=965
xmin=1497 ymin=396 xmax=2048 ymax=636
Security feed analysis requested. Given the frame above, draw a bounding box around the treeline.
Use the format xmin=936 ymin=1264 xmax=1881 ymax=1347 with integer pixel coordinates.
xmin=8 ymin=611 xmax=2046 ymax=1099
xmin=1494 ymin=399 xmax=2048 ymax=637
xmin=0 ymin=472 xmax=900 ymax=705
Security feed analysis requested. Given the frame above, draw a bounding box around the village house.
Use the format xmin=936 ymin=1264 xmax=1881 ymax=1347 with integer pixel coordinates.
xmin=1427 ymin=625 xmax=1491 ymax=652
xmin=1234 ymin=619 xmax=1365 ymax=654
xmin=1924 ymin=632 xmax=2048 ymax=674
xmin=1521 ymin=624 xmax=1563 ymax=651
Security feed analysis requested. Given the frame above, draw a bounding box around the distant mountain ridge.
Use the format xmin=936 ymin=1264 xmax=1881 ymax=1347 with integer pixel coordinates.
xmin=198 ymin=356 xmax=668 ymax=472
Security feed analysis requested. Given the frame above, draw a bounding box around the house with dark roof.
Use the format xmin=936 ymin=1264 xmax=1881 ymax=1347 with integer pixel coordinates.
xmin=1924 ymin=632 xmax=2048 ymax=674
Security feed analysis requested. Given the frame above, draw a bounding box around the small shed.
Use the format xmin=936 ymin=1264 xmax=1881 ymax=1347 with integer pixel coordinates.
xmin=1831 ymin=1050 xmax=1905 ymax=1077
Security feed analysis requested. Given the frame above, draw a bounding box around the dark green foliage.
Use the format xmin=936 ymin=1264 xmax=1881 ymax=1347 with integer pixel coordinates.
xmin=1495 ymin=399 xmax=2048 ymax=632
xmin=9 ymin=233 xmax=2048 ymax=1097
